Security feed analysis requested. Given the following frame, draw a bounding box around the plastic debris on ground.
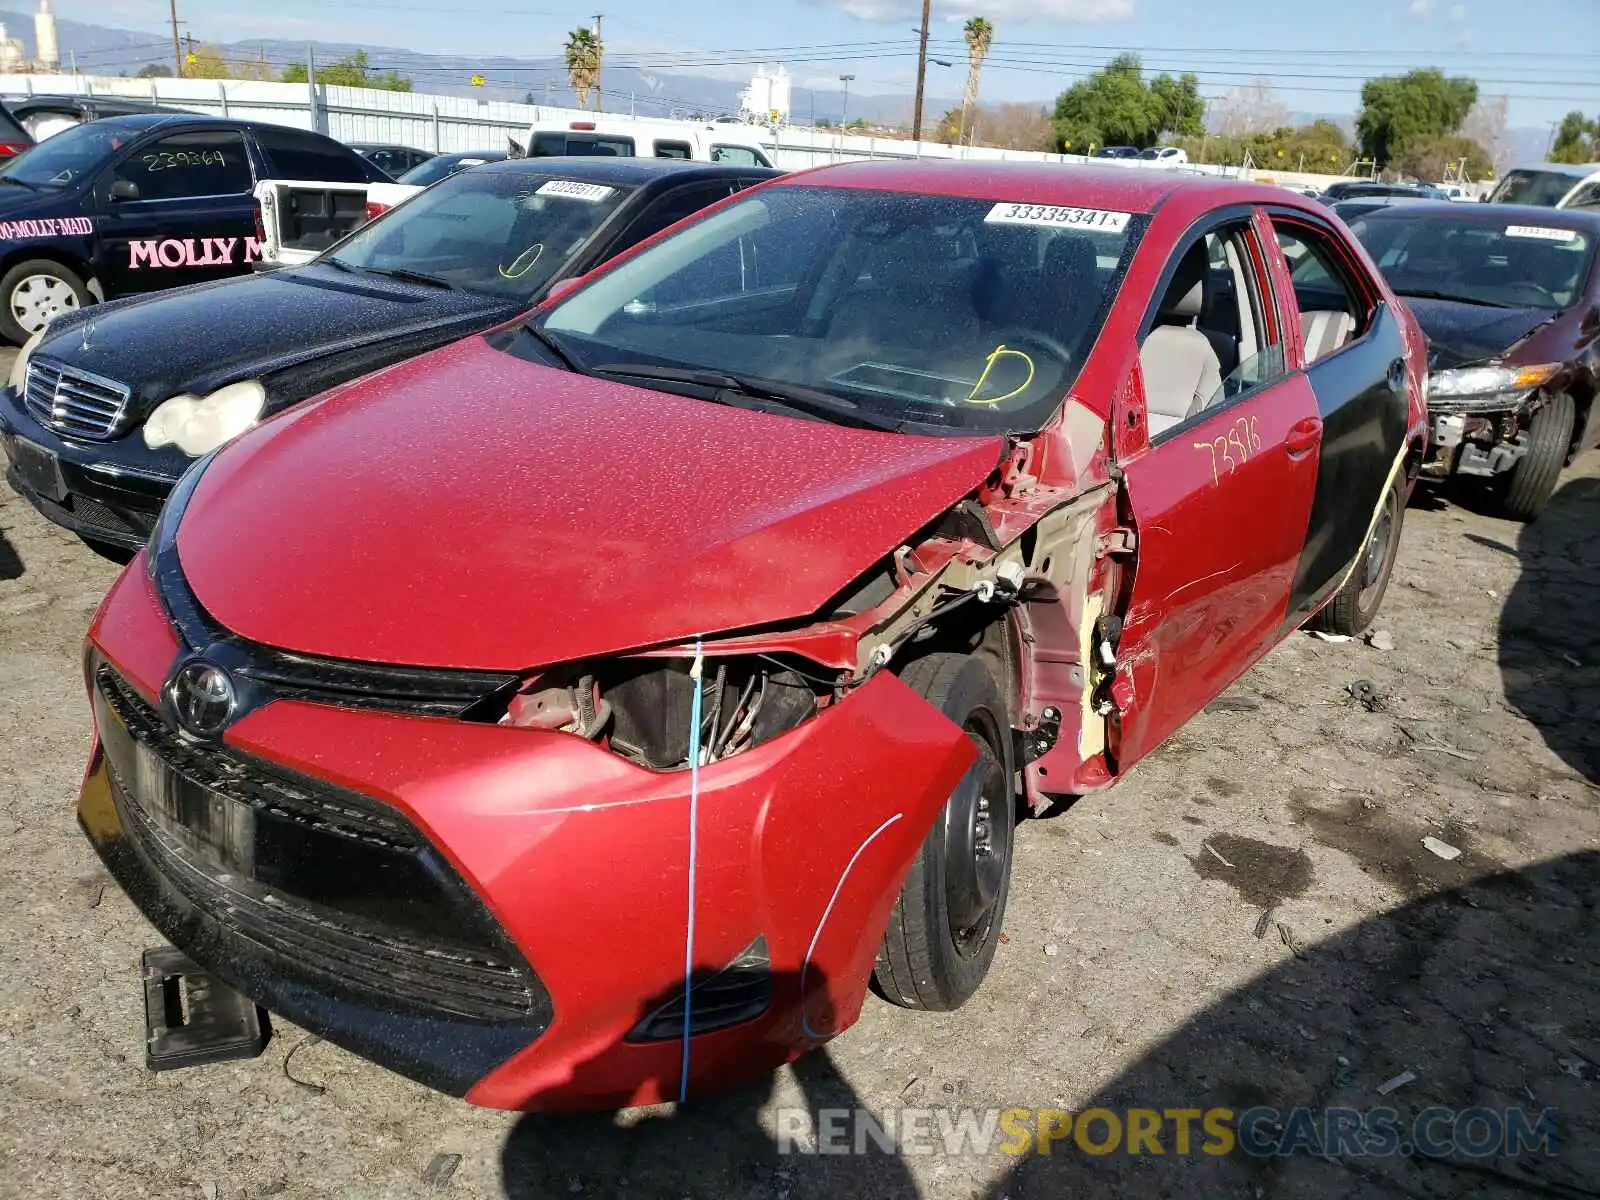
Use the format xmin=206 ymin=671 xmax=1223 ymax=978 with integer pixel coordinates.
xmin=1422 ymin=836 xmax=1462 ymax=861
xmin=1376 ymin=1070 xmax=1416 ymax=1095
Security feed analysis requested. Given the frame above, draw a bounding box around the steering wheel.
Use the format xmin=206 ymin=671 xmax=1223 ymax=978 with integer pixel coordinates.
xmin=1497 ymin=281 xmax=1557 ymax=307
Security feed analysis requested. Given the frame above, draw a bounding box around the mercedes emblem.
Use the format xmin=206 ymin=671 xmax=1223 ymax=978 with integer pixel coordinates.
xmin=168 ymin=660 xmax=237 ymax=738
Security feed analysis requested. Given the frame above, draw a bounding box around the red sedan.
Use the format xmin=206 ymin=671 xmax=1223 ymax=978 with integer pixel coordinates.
xmin=78 ymin=162 xmax=1428 ymax=1110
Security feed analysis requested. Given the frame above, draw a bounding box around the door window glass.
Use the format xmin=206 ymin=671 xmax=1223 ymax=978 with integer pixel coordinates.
xmin=1275 ymin=222 xmax=1371 ymax=362
xmin=112 ymin=130 xmax=252 ymax=200
xmin=710 ymin=144 xmax=771 ymax=167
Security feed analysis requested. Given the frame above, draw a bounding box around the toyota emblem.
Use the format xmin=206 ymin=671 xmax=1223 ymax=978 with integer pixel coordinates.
xmin=168 ymin=660 xmax=237 ymax=738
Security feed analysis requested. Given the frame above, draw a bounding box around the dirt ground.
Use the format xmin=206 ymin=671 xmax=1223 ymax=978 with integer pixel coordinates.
xmin=0 ymin=399 xmax=1595 ymax=1198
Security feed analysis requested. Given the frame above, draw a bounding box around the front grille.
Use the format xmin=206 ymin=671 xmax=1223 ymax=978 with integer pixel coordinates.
xmin=95 ymin=665 xmax=544 ymax=1022
xmin=23 ymin=358 xmax=133 ymax=441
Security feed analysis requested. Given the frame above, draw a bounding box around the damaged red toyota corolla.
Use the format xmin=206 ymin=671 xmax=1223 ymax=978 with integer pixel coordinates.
xmin=77 ymin=161 xmax=1429 ymax=1110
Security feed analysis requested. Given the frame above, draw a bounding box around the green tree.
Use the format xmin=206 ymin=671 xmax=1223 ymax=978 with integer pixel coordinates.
xmin=1550 ymin=111 xmax=1598 ymax=164
xmin=1355 ymin=68 xmax=1478 ymax=167
xmin=1052 ymin=54 xmax=1204 ymax=152
xmin=283 ymin=50 xmax=411 ymax=92
xmin=135 ymin=62 xmax=172 ymax=79
xmin=564 ymin=28 xmax=603 ymax=111
xmin=1395 ymin=133 xmax=1493 ymax=181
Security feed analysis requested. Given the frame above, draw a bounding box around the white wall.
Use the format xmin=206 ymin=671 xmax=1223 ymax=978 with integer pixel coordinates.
xmin=0 ymin=72 xmax=1370 ymax=191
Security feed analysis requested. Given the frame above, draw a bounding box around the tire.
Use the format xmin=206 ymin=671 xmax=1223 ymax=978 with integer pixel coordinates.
xmin=0 ymin=258 xmax=89 ymax=345
xmin=1307 ymin=474 xmax=1405 ymax=637
xmin=1502 ymin=392 xmax=1575 ymax=522
xmin=874 ymin=652 xmax=1016 ymax=1012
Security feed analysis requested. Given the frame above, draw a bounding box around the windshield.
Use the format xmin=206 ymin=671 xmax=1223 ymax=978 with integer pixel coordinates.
xmin=398 ymin=154 xmax=496 ymax=186
xmin=537 ymin=185 xmax=1141 ymax=434
xmin=1488 ymin=169 xmax=1585 ymax=207
xmin=325 ymin=170 xmax=630 ymax=301
xmin=1350 ymin=213 xmax=1596 ymax=310
xmin=0 ymin=120 xmax=130 ymax=187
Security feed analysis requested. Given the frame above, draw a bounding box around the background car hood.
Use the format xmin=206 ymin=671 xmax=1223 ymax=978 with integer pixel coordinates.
xmin=177 ymin=335 xmax=1006 ymax=671
xmin=36 ymin=265 xmax=512 ymax=408
xmin=1406 ymin=297 xmax=1556 ymax=371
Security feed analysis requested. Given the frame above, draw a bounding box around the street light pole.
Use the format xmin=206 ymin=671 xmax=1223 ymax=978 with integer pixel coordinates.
xmin=839 ymin=73 xmax=853 ymax=127
xmin=911 ymin=0 xmax=930 ymax=141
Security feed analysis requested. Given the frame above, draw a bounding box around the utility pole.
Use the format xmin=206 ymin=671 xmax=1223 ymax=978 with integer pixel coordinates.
xmin=591 ymin=13 xmax=603 ymax=112
xmin=839 ymin=73 xmax=853 ymax=127
xmin=910 ymin=0 xmax=930 ymax=141
xmin=169 ymin=0 xmax=182 ymax=76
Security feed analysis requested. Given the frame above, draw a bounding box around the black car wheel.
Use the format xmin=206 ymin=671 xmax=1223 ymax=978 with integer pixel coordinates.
xmin=1502 ymin=392 xmax=1575 ymax=522
xmin=874 ymin=652 xmax=1016 ymax=1012
xmin=1307 ymin=474 xmax=1405 ymax=637
xmin=0 ymin=258 xmax=89 ymax=343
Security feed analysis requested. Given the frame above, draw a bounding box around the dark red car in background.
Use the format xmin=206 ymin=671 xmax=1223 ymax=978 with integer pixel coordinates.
xmin=78 ymin=162 xmax=1428 ymax=1110
xmin=1343 ymin=202 xmax=1600 ymax=519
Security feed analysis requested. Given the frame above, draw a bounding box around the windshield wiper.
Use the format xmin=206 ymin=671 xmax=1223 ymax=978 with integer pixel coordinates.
xmin=521 ymin=324 xmax=586 ymax=374
xmin=0 ymin=176 xmax=38 ymax=190
xmin=1397 ymin=288 xmax=1517 ymax=309
xmin=347 ymin=264 xmax=455 ymax=290
xmin=588 ymin=363 xmax=904 ymax=432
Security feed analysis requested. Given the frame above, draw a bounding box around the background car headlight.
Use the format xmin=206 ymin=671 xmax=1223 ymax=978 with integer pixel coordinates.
xmin=8 ymin=326 xmax=46 ymax=392
xmin=143 ymin=380 xmax=267 ymax=456
xmin=1426 ymin=362 xmax=1560 ymax=405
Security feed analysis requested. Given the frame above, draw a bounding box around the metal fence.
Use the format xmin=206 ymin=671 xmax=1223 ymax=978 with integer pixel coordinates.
xmin=0 ymin=72 xmax=1359 ymax=189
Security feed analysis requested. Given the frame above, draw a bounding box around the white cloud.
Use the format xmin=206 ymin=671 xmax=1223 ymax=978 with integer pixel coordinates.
xmin=1408 ymin=0 xmax=1434 ymax=15
xmin=1448 ymin=2 xmax=1466 ymax=18
xmin=827 ymin=0 xmax=1132 ymax=24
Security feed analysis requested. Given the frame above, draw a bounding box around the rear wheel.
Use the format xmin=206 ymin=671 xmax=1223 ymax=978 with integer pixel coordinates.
xmin=1502 ymin=392 xmax=1574 ymax=522
xmin=1307 ymin=474 xmax=1405 ymax=637
xmin=874 ymin=652 xmax=1016 ymax=1012
xmin=0 ymin=258 xmax=88 ymax=344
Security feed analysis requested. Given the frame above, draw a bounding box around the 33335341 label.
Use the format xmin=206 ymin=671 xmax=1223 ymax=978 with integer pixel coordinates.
xmin=984 ymin=203 xmax=1131 ymax=232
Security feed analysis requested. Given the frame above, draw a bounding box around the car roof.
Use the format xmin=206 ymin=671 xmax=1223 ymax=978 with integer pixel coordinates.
xmin=477 ymin=156 xmax=779 ymax=186
xmin=1351 ymin=200 xmax=1600 ymax=230
xmin=350 ymin=142 xmax=427 ymax=152
xmin=77 ymin=113 xmax=343 ymax=137
xmin=779 ymin=159 xmax=1287 ymax=212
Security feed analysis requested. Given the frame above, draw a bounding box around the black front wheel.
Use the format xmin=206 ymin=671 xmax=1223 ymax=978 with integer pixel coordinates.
xmin=1502 ymin=392 xmax=1575 ymax=522
xmin=1307 ymin=474 xmax=1405 ymax=637
xmin=874 ymin=652 xmax=1016 ymax=1012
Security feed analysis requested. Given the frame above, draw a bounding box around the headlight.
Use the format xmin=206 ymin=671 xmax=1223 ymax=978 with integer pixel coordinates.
xmin=1426 ymin=362 xmax=1561 ymax=405
xmin=8 ymin=326 xmax=46 ymax=392
xmin=147 ymin=450 xmax=217 ymax=572
xmin=143 ymin=379 xmax=267 ymax=456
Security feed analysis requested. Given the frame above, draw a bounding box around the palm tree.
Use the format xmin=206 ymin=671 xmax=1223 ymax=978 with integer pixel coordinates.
xmin=564 ymin=27 xmax=602 ymax=111
xmin=960 ymin=18 xmax=993 ymax=145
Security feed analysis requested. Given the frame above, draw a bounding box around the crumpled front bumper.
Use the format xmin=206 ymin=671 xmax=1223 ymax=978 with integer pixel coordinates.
xmin=80 ymin=559 xmax=975 ymax=1110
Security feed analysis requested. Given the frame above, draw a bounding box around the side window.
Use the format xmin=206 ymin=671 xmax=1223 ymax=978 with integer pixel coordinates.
xmin=1138 ymin=220 xmax=1286 ymax=440
xmin=1565 ymin=181 xmax=1600 ymax=211
xmin=1274 ymin=222 xmax=1371 ymax=363
xmin=615 ymin=183 xmax=734 ymax=251
xmin=255 ymin=129 xmax=371 ymax=182
xmin=711 ymin=144 xmax=770 ymax=167
xmin=532 ymin=133 xmax=635 ymax=158
xmin=112 ymin=130 xmax=252 ymax=200
xmin=653 ymin=140 xmax=692 ymax=160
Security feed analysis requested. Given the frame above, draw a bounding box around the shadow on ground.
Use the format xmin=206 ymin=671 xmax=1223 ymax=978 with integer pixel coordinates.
xmin=1499 ymin=474 xmax=1600 ymax=784
xmin=981 ymin=850 xmax=1598 ymax=1199
xmin=0 ymin=528 xmax=20 ymax=581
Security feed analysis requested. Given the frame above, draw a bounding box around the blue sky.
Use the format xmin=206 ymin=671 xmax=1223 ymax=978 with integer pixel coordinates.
xmin=65 ymin=0 xmax=1600 ymax=128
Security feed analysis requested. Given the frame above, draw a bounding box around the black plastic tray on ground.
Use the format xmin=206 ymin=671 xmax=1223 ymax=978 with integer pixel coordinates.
xmin=141 ymin=945 xmax=269 ymax=1071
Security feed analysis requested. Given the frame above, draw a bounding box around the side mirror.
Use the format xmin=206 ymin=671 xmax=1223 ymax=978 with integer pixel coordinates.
xmin=109 ymin=179 xmax=140 ymax=202
xmin=542 ymin=275 xmax=584 ymax=305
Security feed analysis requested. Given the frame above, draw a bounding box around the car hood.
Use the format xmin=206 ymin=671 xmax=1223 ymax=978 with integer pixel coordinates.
xmin=178 ymin=336 xmax=1006 ymax=671
xmin=36 ymin=264 xmax=513 ymax=408
xmin=0 ymin=186 xmax=77 ymax=219
xmin=1406 ymin=297 xmax=1557 ymax=371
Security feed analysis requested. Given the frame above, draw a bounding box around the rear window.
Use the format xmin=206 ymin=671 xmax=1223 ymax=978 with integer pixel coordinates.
xmin=0 ymin=104 xmax=31 ymax=148
xmin=256 ymin=128 xmax=377 ymax=183
xmin=1489 ymin=169 xmax=1587 ymax=208
xmin=531 ymin=132 xmax=635 ymax=158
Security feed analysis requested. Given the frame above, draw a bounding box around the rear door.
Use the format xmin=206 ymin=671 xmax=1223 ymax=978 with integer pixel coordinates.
xmin=95 ymin=127 xmax=258 ymax=297
xmin=1263 ymin=208 xmax=1411 ymax=621
xmin=1112 ymin=208 xmax=1323 ymax=768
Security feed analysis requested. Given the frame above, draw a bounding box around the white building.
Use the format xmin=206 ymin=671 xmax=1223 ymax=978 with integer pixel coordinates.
xmin=739 ymin=65 xmax=790 ymax=124
xmin=32 ymin=0 xmax=58 ymax=71
xmin=0 ymin=25 xmax=26 ymax=74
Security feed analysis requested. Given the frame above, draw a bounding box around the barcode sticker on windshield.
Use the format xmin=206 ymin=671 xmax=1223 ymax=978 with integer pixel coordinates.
xmin=1505 ymin=224 xmax=1577 ymax=242
xmin=985 ymin=203 xmax=1131 ymax=232
xmin=537 ymin=180 xmax=616 ymax=202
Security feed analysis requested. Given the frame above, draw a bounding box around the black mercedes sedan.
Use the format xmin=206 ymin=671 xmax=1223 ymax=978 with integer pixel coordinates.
xmin=0 ymin=156 xmax=777 ymax=552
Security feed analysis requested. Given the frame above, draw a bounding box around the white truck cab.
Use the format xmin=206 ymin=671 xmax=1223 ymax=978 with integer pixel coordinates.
xmin=523 ymin=112 xmax=776 ymax=168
